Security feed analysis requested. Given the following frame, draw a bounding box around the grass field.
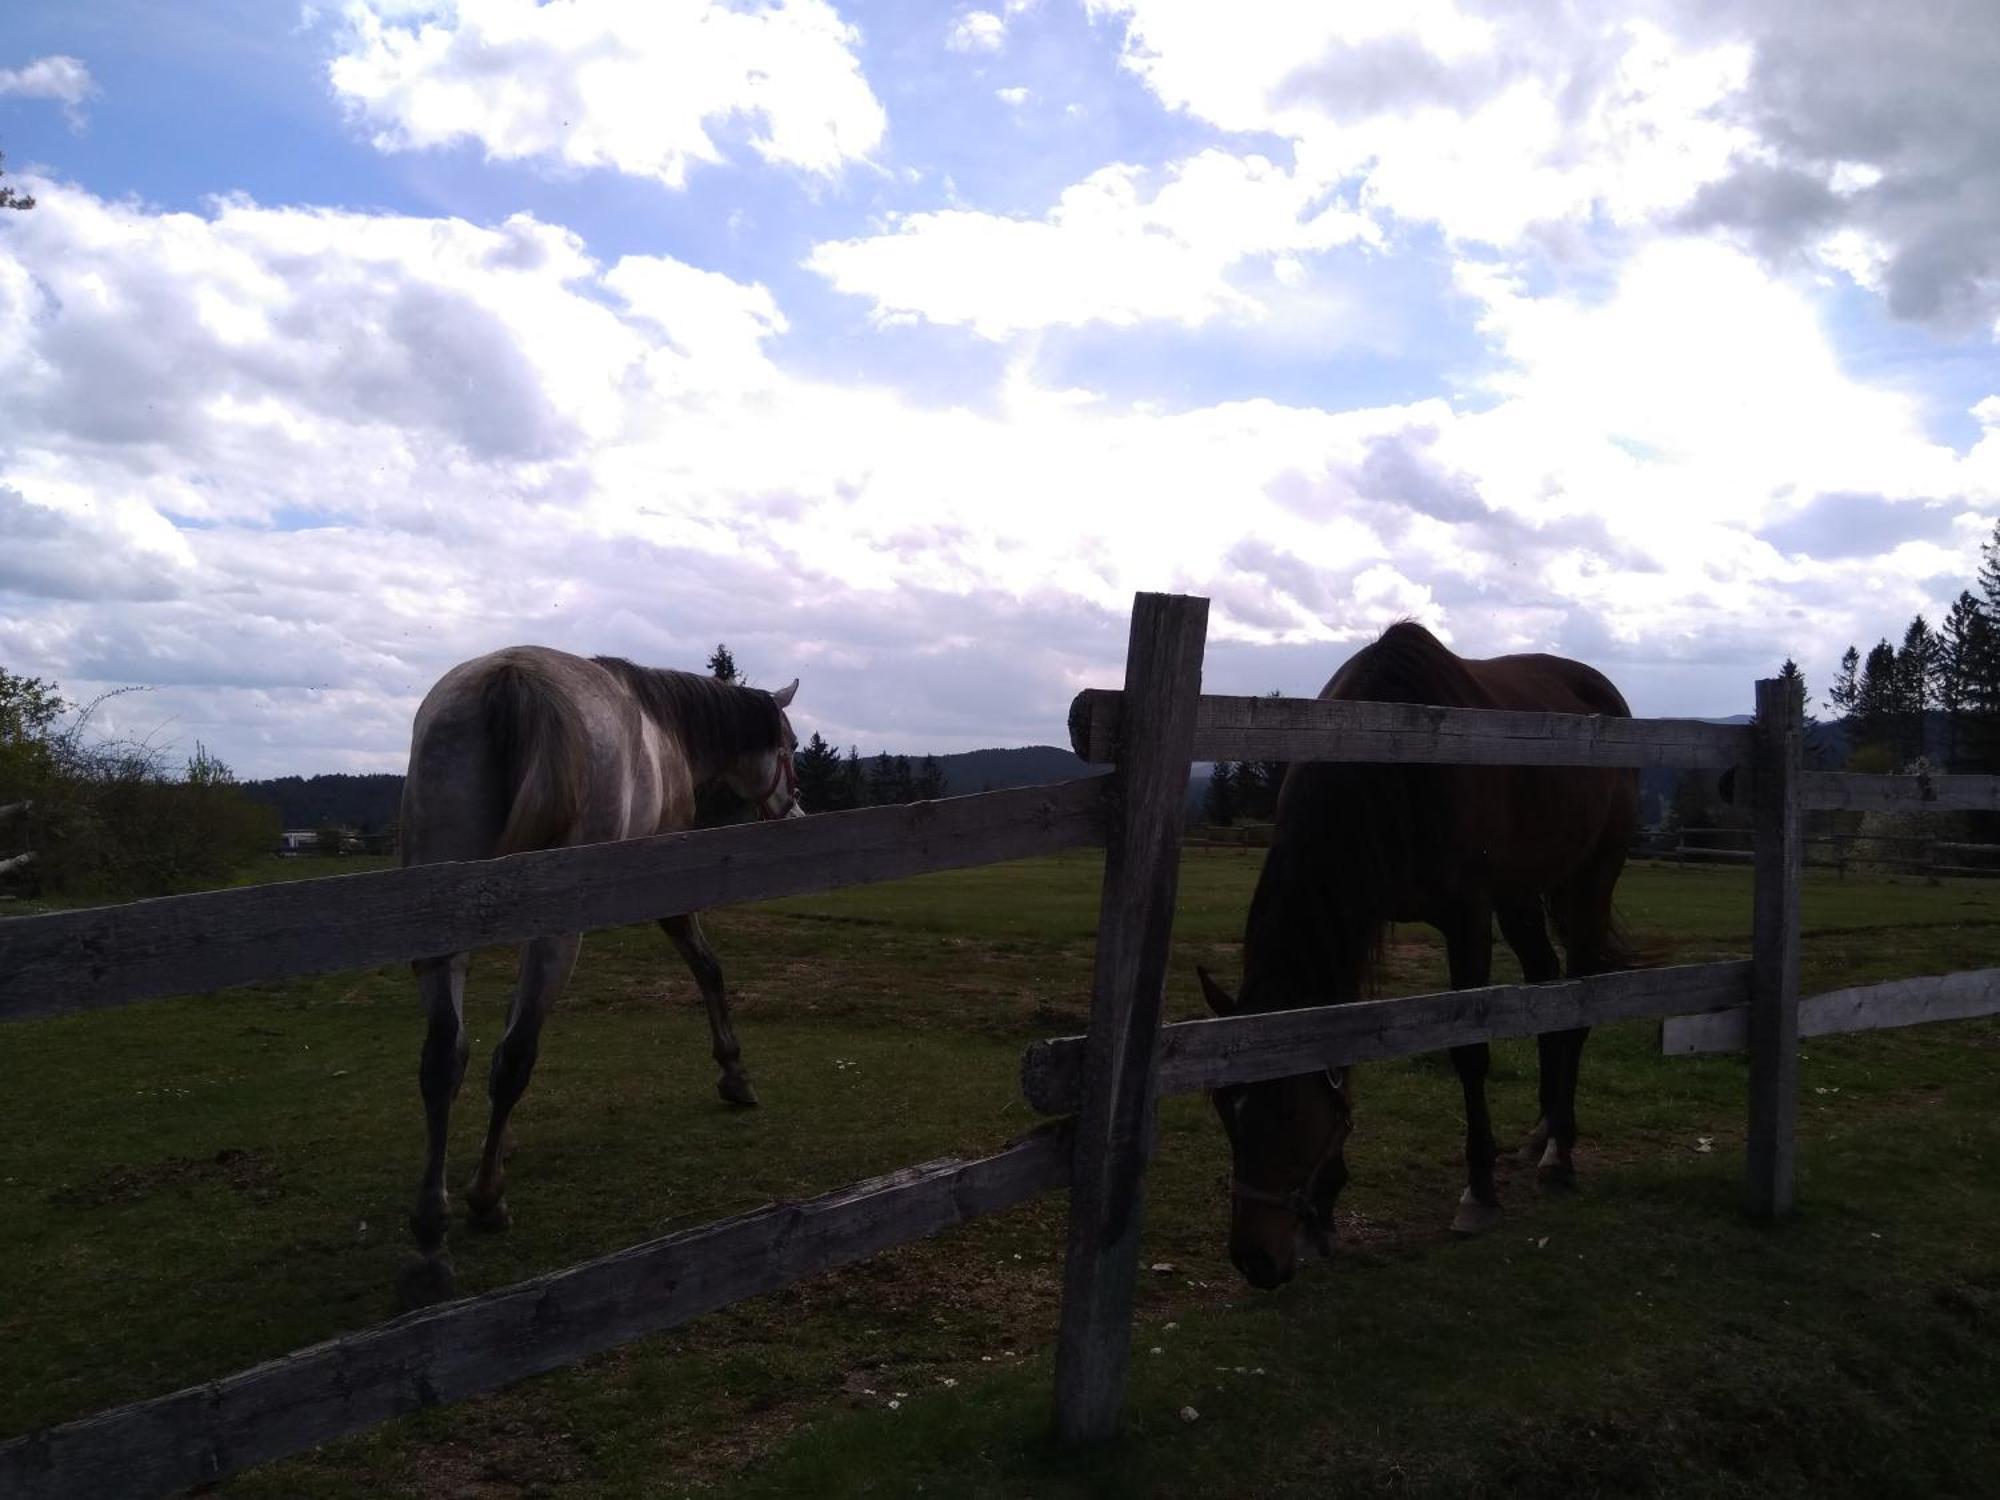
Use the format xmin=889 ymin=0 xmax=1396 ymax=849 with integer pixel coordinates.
xmin=2 ymin=851 xmax=1996 ymax=1497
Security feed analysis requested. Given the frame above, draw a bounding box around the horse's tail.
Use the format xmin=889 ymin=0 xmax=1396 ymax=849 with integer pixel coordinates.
xmin=1594 ymin=912 xmax=1658 ymax=972
xmin=481 ymin=658 xmax=587 ymax=856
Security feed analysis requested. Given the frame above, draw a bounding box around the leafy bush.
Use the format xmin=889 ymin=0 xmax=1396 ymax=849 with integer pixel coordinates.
xmin=1 ymin=671 xmax=279 ymax=899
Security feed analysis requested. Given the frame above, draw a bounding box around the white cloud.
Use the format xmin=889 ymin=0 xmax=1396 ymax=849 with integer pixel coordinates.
xmin=947 ymin=10 xmax=1005 ymax=53
xmin=0 ymin=54 xmax=97 ymax=124
xmin=329 ymin=0 xmax=887 ymax=187
xmin=1089 ymin=0 xmax=2000 ymax=335
xmin=1085 ymin=4 xmax=1753 ymax=249
xmin=996 ymin=85 xmax=1030 ymax=106
xmin=807 ymin=149 xmax=1375 ymax=337
xmin=3 ymin=171 xmax=1993 ymax=776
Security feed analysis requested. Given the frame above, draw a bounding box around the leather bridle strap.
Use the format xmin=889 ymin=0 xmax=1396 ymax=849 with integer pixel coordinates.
xmin=1228 ymin=1083 xmax=1349 ymax=1256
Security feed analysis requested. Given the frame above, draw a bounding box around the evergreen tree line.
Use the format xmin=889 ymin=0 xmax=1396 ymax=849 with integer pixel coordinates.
xmin=1201 ymin=692 xmax=1286 ymax=826
xmin=1823 ymin=520 xmax=2000 ymax=773
xmin=707 ymin=644 xmax=948 ymax=812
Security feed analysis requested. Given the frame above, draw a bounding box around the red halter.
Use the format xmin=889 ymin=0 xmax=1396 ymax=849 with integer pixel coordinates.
xmin=752 ymin=744 xmax=799 ymax=819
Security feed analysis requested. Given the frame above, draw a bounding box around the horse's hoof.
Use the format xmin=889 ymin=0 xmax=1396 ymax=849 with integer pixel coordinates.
xmin=1517 ymin=1122 xmax=1551 ymax=1165
xmin=397 ymin=1253 xmax=456 ymax=1309
xmin=1450 ymin=1189 xmax=1503 ymax=1237
xmin=717 ymin=1074 xmax=760 ymax=1108
xmin=1536 ymin=1141 xmax=1578 ymax=1190
xmin=465 ymin=1193 xmax=512 ymax=1233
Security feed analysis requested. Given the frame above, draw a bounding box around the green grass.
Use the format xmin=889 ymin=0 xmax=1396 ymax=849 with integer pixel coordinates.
xmin=1 ymin=853 xmax=1996 ymax=1497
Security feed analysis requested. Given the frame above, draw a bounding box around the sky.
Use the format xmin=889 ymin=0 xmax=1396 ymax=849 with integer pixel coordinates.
xmin=2 ymin=0 xmax=1999 ymax=777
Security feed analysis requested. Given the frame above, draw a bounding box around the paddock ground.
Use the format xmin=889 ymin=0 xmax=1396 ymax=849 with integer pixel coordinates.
xmin=2 ymin=852 xmax=1996 ymax=1498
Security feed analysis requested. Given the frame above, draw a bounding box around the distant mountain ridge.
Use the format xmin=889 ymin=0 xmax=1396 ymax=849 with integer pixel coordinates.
xmin=240 ymin=714 xmax=1874 ymax=835
xmin=237 ymin=746 xmax=1101 ymax=831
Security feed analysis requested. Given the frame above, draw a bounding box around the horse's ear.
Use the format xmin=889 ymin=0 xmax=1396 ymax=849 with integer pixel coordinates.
xmin=1197 ymin=966 xmax=1235 ymax=1016
xmin=772 ymin=678 xmax=798 ymax=709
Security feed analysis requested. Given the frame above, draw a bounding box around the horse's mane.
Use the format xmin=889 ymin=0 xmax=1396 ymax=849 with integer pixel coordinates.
xmin=591 ymin=658 xmax=784 ymax=775
xmin=1239 ymin=622 xmax=1488 ymax=1014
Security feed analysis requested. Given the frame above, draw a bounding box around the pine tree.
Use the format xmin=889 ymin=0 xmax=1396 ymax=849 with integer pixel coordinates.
xmin=1942 ymin=593 xmax=1991 ymax=769
xmin=706 ymin=644 xmax=738 ymax=683
xmin=840 ymin=747 xmax=865 ymax=810
xmin=1895 ymin=616 xmax=1939 ymax=763
xmin=793 ymin=732 xmax=841 ymax=811
xmin=914 ymin=755 xmax=947 ymax=801
xmin=1854 ymin=639 xmax=1900 ymax=763
xmin=1979 ymin=519 xmax=2000 ymax=618
xmin=866 ymin=753 xmax=897 ymax=807
xmin=1826 ymin=646 xmax=1860 ymax=721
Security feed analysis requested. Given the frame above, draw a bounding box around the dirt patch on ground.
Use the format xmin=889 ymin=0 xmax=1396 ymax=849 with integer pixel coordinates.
xmin=47 ymin=1147 xmax=281 ymax=1209
xmin=407 ymin=1420 xmax=593 ymax=1498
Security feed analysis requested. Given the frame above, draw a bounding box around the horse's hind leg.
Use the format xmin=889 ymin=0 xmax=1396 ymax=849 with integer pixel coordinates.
xmin=1495 ymin=898 xmax=1564 ymax=1166
xmin=660 ymin=913 xmax=757 ymax=1107
xmin=465 ymin=933 xmax=580 ymax=1232
xmin=402 ymin=952 xmax=470 ymax=1308
xmin=1538 ymin=849 xmax=1629 ymax=1185
xmin=1444 ymin=903 xmax=1502 ymax=1235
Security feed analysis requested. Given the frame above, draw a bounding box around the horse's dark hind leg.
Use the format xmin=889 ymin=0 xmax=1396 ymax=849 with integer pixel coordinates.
xmin=466 ymin=933 xmax=580 ymax=1232
xmin=1495 ymin=899 xmax=1566 ymax=1167
xmin=1444 ymin=904 xmax=1502 ymax=1235
xmin=1538 ymin=839 xmax=1630 ymax=1184
xmin=660 ymin=913 xmax=758 ymax=1107
xmin=402 ymin=951 xmax=470 ymax=1308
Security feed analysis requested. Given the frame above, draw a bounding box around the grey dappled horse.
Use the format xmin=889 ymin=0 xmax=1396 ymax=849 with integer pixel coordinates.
xmin=398 ymin=647 xmax=802 ymax=1305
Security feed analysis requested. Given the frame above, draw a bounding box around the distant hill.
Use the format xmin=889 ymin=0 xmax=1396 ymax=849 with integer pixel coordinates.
xmin=933 ymin=745 xmax=1097 ymax=794
xmin=238 ymin=746 xmax=1101 ymax=833
xmin=238 ymin=773 xmax=402 ymax=832
xmin=245 ymin=715 xmax=1881 ymax=837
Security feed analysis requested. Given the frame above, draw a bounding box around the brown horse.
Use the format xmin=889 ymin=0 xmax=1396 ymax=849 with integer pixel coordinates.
xmin=1198 ymin=622 xmax=1640 ymax=1289
xmin=397 ymin=646 xmax=803 ymax=1305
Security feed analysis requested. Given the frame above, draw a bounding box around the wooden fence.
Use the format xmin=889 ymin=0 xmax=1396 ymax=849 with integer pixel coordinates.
xmin=5 ymin=592 xmax=2000 ymax=1495
xmin=1651 ymin=825 xmax=2000 ymax=878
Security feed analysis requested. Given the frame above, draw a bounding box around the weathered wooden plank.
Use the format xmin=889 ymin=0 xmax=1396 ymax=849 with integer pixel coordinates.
xmin=0 ymin=1125 xmax=1071 ymax=1500
xmin=0 ymin=779 xmax=1107 ymax=1023
xmin=1747 ymin=676 xmax=1804 ymax=1221
xmin=1661 ymin=968 xmax=2000 ymax=1055
xmin=1021 ymin=962 xmax=1751 ymax=1114
xmin=1067 ymin=690 xmax=1750 ymax=770
xmin=1053 ymin=593 xmax=1207 ymax=1445
xmin=1800 ymin=770 xmax=2000 ymax=813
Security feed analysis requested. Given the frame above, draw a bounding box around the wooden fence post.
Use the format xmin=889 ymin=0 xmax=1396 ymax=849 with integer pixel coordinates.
xmin=1052 ymin=592 xmax=1207 ymax=1444
xmin=1746 ymin=674 xmax=1804 ymax=1219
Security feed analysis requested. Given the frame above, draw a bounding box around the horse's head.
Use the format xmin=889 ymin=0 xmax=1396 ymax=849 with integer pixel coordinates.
xmin=1199 ymin=967 xmax=1352 ymax=1290
xmin=723 ymin=678 xmax=805 ymax=820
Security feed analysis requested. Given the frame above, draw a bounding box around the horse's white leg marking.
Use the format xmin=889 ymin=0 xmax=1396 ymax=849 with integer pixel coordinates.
xmin=661 ymin=913 xmax=758 ymax=1107
xmin=466 ymin=932 xmax=581 ymax=1231
xmin=1451 ymin=1185 xmax=1504 ymax=1236
xmin=1537 ymin=1133 xmax=1577 ymax=1187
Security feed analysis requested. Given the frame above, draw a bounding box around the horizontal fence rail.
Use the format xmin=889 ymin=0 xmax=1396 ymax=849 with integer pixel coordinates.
xmin=0 ymin=779 xmax=1108 ymax=1024
xmin=1800 ymin=771 xmax=2000 ymax=813
xmin=0 ymin=1125 xmax=1071 ymax=1500
xmin=1068 ymin=691 xmax=1752 ymax=771
xmin=1661 ymin=968 xmax=2000 ymax=1055
xmin=1020 ymin=963 xmax=1752 ymax=1114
